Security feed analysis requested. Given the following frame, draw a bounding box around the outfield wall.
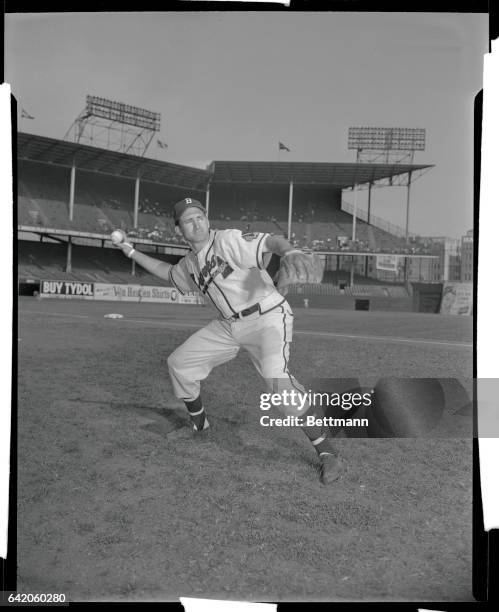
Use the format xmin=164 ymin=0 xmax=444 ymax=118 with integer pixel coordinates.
xmin=285 ymin=294 xmax=413 ymax=312
xmin=34 ymin=279 xmax=415 ymax=312
xmin=440 ymin=282 xmax=473 ymax=315
xmin=38 ymin=280 xmax=204 ymax=305
xmin=36 ymin=279 xmax=412 ymax=311
xmin=33 ymin=279 xmax=471 ymax=314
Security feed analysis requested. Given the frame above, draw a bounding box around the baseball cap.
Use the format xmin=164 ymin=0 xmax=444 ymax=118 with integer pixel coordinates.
xmin=173 ymin=198 xmax=206 ymax=224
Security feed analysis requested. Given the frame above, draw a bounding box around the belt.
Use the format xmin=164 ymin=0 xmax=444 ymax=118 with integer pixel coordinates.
xmin=228 ymin=298 xmax=286 ymax=322
xmin=229 ymin=302 xmax=261 ymax=321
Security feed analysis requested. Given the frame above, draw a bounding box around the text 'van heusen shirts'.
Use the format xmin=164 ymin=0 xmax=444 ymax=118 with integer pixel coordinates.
xmin=168 ymin=229 xmax=285 ymax=319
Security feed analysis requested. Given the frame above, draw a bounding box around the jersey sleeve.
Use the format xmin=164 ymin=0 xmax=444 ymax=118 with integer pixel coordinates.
xmin=168 ymin=259 xmax=196 ymax=295
xmin=220 ymin=230 xmax=269 ymax=270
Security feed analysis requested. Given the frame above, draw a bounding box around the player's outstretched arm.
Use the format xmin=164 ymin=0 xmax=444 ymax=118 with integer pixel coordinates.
xmin=110 ymin=230 xmax=172 ymax=281
xmin=127 ymin=249 xmax=173 ymax=281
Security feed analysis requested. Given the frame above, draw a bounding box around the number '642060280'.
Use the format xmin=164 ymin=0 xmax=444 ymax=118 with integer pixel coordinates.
xmin=7 ymin=593 xmax=66 ymax=603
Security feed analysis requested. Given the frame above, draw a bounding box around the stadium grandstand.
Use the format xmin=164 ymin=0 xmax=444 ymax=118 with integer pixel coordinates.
xmin=17 ymin=132 xmax=440 ymax=307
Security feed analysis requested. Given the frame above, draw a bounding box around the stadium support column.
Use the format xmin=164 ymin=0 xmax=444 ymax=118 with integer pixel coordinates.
xmin=287 ymin=181 xmax=294 ymax=241
xmin=133 ymin=176 xmax=140 ymax=229
xmin=351 ymin=183 xmax=358 ymax=243
xmin=367 ymin=181 xmax=372 ymax=224
xmin=69 ymin=162 xmax=76 ymax=221
xmin=205 ymin=181 xmax=211 ymax=217
xmin=404 ymin=171 xmax=413 ymax=282
xmin=132 ymin=176 xmax=140 ymax=278
xmin=66 ymin=161 xmax=74 ymax=278
xmin=66 ymin=237 xmax=72 ymax=273
xmin=350 ymin=182 xmax=358 ymax=287
xmin=405 ymin=171 xmax=413 ymax=243
xmin=366 ymin=181 xmax=372 ymax=277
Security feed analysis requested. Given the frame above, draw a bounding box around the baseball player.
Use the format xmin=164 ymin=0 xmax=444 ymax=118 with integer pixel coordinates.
xmin=112 ymin=198 xmax=341 ymax=484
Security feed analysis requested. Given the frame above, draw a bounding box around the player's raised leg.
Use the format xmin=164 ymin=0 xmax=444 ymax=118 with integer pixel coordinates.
xmin=167 ymin=319 xmax=240 ymax=431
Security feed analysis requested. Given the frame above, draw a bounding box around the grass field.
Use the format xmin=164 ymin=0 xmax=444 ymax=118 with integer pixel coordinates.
xmin=17 ymin=296 xmax=473 ymax=602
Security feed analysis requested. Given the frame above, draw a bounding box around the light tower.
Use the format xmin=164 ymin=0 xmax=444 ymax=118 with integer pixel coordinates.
xmin=347 ymin=126 xmax=427 ymax=242
xmin=348 ymin=126 xmax=426 ymax=165
xmin=64 ymin=95 xmax=161 ymax=157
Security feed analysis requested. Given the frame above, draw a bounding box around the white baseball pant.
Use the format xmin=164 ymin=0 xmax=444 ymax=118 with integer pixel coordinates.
xmin=167 ymin=302 xmax=307 ymax=416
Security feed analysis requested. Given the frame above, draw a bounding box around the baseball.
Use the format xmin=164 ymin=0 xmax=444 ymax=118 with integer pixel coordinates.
xmin=111 ymin=230 xmax=125 ymax=245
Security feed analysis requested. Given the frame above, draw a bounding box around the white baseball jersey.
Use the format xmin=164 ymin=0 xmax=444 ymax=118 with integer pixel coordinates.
xmin=166 ymin=228 xmax=309 ymax=413
xmin=168 ymin=229 xmax=284 ymax=319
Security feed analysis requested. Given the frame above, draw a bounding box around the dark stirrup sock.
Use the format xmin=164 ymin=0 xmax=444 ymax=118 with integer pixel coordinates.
xmin=299 ymin=406 xmax=328 ymax=446
xmin=184 ymin=396 xmax=209 ymax=431
xmin=310 ymin=433 xmax=336 ymax=456
xmin=297 ymin=406 xmax=336 ymax=455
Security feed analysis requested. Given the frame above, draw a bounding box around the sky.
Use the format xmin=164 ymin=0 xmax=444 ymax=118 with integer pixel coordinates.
xmin=4 ymin=11 xmax=489 ymax=238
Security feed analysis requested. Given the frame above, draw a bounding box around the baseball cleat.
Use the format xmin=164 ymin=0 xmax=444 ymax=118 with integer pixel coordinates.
xmin=319 ymin=451 xmax=342 ymax=485
xmin=193 ymin=417 xmax=210 ymax=432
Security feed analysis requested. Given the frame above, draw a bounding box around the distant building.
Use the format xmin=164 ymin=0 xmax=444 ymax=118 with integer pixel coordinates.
xmin=461 ymin=229 xmax=474 ymax=282
xmin=409 ymin=236 xmax=460 ymax=282
xmin=406 ymin=253 xmax=442 ymax=282
xmin=448 ymin=251 xmax=462 ymax=282
xmin=404 ymin=231 xmax=473 ymax=283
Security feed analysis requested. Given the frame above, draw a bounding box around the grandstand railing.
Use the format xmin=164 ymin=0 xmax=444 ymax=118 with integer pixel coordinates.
xmin=18 ymin=225 xmax=440 ymax=261
xmin=19 ymin=225 xmax=440 ymax=259
xmin=341 ymin=200 xmax=416 ymax=239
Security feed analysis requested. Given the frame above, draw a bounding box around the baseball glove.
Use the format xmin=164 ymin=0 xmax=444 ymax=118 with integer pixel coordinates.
xmin=276 ymin=249 xmax=324 ymax=296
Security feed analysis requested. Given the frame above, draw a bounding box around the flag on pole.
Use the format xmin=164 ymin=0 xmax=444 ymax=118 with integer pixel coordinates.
xmin=157 ymin=140 xmax=168 ymax=149
xmin=278 ymin=141 xmax=291 ymax=152
xmin=21 ymin=108 xmax=34 ymax=120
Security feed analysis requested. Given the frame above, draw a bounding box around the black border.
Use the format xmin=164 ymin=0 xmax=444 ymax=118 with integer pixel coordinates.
xmin=1 ymin=1 xmax=493 ymax=14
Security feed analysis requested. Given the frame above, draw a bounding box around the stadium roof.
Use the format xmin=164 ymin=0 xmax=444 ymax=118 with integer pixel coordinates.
xmin=17 ymin=133 xmax=433 ymax=191
xmin=209 ymin=161 xmax=433 ymax=187
xmin=17 ymin=132 xmax=208 ymax=190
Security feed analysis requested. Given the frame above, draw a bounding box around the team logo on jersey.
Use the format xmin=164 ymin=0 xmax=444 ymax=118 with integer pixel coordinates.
xmin=196 ymin=254 xmax=233 ymax=292
xmin=242 ymin=232 xmax=259 ymax=241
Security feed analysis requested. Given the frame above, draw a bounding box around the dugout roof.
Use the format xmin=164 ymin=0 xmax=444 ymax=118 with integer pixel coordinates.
xmin=208 ymin=161 xmax=433 ymax=187
xmin=17 ymin=132 xmax=208 ymax=190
